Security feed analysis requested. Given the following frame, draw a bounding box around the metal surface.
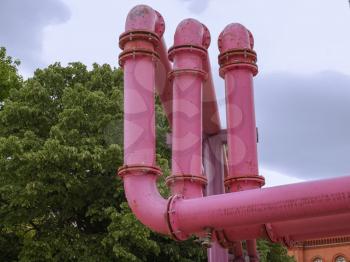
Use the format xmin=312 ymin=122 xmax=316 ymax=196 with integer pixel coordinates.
xmin=118 ymin=5 xmax=350 ymax=262
xmin=203 ymin=134 xmax=229 ymax=261
xmin=218 ymin=23 xmax=264 ymax=261
xmin=166 ymin=19 xmax=209 ymax=199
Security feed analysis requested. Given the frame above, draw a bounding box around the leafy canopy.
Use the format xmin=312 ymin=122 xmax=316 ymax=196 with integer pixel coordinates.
xmin=0 ymin=51 xmax=205 ymax=261
xmin=0 ymin=47 xmax=294 ymax=261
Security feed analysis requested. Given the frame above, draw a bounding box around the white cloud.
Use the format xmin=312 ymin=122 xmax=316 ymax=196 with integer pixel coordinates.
xmin=261 ymin=167 xmax=304 ymax=187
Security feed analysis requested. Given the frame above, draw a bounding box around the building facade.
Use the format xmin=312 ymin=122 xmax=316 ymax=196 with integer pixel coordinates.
xmin=288 ymin=236 xmax=350 ymax=262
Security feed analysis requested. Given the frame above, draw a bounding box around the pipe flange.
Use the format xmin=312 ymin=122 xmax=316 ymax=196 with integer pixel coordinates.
xmin=168 ymin=44 xmax=208 ymax=61
xmin=224 ymin=175 xmax=265 ymax=188
xmin=218 ymin=48 xmax=257 ymax=64
xmin=118 ymin=48 xmax=160 ymax=67
xmin=218 ymin=48 xmax=258 ymax=77
xmin=119 ymin=30 xmax=161 ymax=50
xmin=117 ymin=164 xmax=162 ymax=178
xmin=166 ymin=194 xmax=188 ymax=241
xmin=165 ymin=174 xmax=208 ymax=187
xmin=168 ymin=68 xmax=207 ymax=81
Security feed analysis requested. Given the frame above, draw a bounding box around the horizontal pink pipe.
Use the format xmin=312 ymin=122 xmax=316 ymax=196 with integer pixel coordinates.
xmin=274 ymin=213 xmax=350 ymax=242
xmin=222 ymin=213 xmax=350 ymax=243
xmin=175 ymin=176 xmax=350 ymax=233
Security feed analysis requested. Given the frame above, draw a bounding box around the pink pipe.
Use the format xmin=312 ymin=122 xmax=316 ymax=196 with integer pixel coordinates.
xmin=155 ymin=38 xmax=173 ymax=126
xmin=118 ymin=5 xmax=169 ymax=235
xmin=203 ymin=58 xmax=221 ymax=135
xmin=223 ymin=213 xmax=350 ymax=245
xmin=244 ymin=211 xmax=259 ymax=258
xmin=246 ymin=240 xmax=259 ymax=262
xmin=166 ymin=19 xmax=209 ymax=198
xmin=218 ymin=24 xmax=263 ymax=261
xmin=218 ymin=23 xmax=264 ymax=192
xmin=174 ymin=176 xmax=350 ymax=234
xmin=232 ymin=241 xmax=245 ymax=262
xmin=119 ymin=5 xmax=350 ymax=248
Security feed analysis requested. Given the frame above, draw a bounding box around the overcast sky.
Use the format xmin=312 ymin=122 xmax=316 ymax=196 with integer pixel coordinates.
xmin=1 ymin=0 xmax=349 ymax=186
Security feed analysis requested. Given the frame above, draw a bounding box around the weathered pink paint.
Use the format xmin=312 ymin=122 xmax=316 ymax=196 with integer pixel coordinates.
xmin=118 ymin=5 xmax=350 ymax=262
xmin=222 ymin=213 xmax=350 ymax=246
xmin=203 ymin=135 xmax=228 ymax=261
xmin=218 ymin=23 xmax=264 ymax=261
xmin=246 ymin=240 xmax=259 ymax=262
xmin=167 ymin=19 xmax=209 ymax=198
xmin=218 ymin=23 xmax=264 ymax=192
xmin=173 ymin=176 xmax=350 ymax=234
xmin=118 ymin=5 xmax=169 ymax=235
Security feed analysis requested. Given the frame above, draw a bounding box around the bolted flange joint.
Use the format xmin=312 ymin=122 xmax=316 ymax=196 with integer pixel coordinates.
xmin=168 ymin=44 xmax=208 ymax=62
xmin=218 ymin=48 xmax=258 ymax=78
xmin=166 ymin=194 xmax=188 ymax=241
xmin=224 ymin=174 xmax=265 ymax=191
xmin=118 ymin=30 xmax=161 ymax=67
xmin=117 ymin=164 xmax=162 ymax=178
xmin=165 ymin=174 xmax=207 ymax=187
xmin=168 ymin=68 xmax=208 ymax=81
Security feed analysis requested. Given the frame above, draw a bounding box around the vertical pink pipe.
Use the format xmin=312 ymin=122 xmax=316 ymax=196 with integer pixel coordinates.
xmin=118 ymin=5 xmax=170 ymax=235
xmin=204 ymin=135 xmax=229 ymax=261
xmin=232 ymin=241 xmax=245 ymax=262
xmin=218 ymin=24 xmax=264 ymax=261
xmin=218 ymin=23 xmax=264 ymax=192
xmin=246 ymin=240 xmax=259 ymax=262
xmin=123 ymin=50 xmax=156 ymax=165
xmin=166 ymin=19 xmax=210 ymax=198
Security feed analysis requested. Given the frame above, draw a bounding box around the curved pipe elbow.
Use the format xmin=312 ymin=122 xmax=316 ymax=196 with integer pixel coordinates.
xmin=218 ymin=23 xmax=253 ymax=52
xmin=173 ymin=18 xmax=210 ymax=48
xmin=125 ymin=5 xmax=165 ymax=37
xmin=123 ymin=173 xmax=170 ymax=235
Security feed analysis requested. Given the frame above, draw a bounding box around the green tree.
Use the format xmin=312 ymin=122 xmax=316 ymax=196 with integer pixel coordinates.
xmin=0 ymin=47 xmax=22 ymax=107
xmin=0 ymin=47 xmax=294 ymax=261
xmin=0 ymin=55 xmax=205 ymax=261
xmin=257 ymin=239 xmax=296 ymax=262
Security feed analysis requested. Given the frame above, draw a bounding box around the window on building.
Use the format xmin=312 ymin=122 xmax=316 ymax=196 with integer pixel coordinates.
xmin=313 ymin=258 xmax=323 ymax=262
xmin=335 ymin=256 xmax=346 ymax=262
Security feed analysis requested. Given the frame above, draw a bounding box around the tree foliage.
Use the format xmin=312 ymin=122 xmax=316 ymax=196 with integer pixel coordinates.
xmin=0 ymin=47 xmax=22 ymax=106
xmin=0 ymin=47 xmax=294 ymax=261
xmin=257 ymin=239 xmax=296 ymax=262
xmin=0 ymin=51 xmax=206 ymax=261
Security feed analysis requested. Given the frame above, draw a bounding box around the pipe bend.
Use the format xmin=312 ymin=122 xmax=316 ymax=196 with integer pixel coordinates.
xmin=173 ymin=18 xmax=210 ymax=48
xmin=218 ymin=23 xmax=253 ymax=52
xmin=122 ymin=171 xmax=170 ymax=235
xmin=125 ymin=5 xmax=165 ymax=37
